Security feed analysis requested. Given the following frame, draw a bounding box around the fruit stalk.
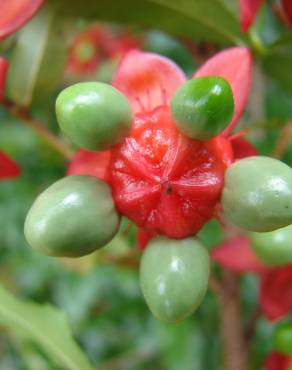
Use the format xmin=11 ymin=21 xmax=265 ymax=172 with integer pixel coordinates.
xmin=211 ymin=271 xmax=248 ymax=370
xmin=273 ymin=121 xmax=292 ymax=159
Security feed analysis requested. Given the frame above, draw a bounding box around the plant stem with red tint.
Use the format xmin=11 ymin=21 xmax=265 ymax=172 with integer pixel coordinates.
xmin=273 ymin=122 xmax=292 ymax=159
xmin=217 ymin=271 xmax=248 ymax=370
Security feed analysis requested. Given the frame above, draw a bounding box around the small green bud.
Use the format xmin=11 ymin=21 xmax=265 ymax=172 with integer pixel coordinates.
xmin=170 ymin=76 xmax=234 ymax=140
xmin=222 ymin=156 xmax=292 ymax=232
xmin=250 ymin=225 xmax=292 ymax=266
xmin=24 ymin=175 xmax=120 ymax=257
xmin=139 ymin=237 xmax=209 ymax=323
xmin=56 ymin=82 xmax=133 ymax=150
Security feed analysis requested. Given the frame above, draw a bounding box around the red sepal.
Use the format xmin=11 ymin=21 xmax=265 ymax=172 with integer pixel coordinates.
xmin=67 ymin=149 xmax=111 ymax=181
xmin=0 ymin=151 xmax=21 ymax=180
xmin=0 ymin=57 xmax=8 ymax=102
xmin=260 ymin=265 xmax=292 ymax=321
xmin=231 ymin=136 xmax=257 ymax=160
xmin=211 ymin=236 xmax=268 ymax=273
xmin=239 ymin=0 xmax=264 ymax=32
xmin=194 ymin=47 xmax=252 ymax=136
xmin=282 ymin=0 xmax=292 ymax=26
xmin=264 ymin=352 xmax=292 ymax=370
xmin=137 ymin=228 xmax=156 ymax=250
xmin=112 ymin=50 xmax=186 ymax=114
xmin=0 ymin=0 xmax=44 ymax=40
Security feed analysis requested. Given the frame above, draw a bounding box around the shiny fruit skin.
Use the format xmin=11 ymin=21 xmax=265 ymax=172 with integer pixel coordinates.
xmin=56 ymin=82 xmax=132 ymax=151
xmin=139 ymin=236 xmax=210 ymax=323
xmin=222 ymin=156 xmax=292 ymax=232
xmin=250 ymin=224 xmax=292 ymax=266
xmin=108 ymin=106 xmax=232 ymax=239
xmin=24 ymin=175 xmax=120 ymax=257
xmin=170 ymin=77 xmax=234 ymax=141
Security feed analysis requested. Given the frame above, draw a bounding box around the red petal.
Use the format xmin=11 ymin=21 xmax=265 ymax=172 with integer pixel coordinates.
xmin=211 ymin=236 xmax=269 ymax=273
xmin=0 ymin=0 xmax=44 ymax=40
xmin=239 ymin=0 xmax=264 ymax=32
xmin=282 ymin=0 xmax=292 ymax=26
xmin=67 ymin=149 xmax=111 ymax=181
xmin=231 ymin=136 xmax=257 ymax=160
xmin=193 ymin=47 xmax=252 ymax=136
xmin=0 ymin=57 xmax=8 ymax=102
xmin=264 ymin=352 xmax=292 ymax=370
xmin=260 ymin=265 xmax=292 ymax=321
xmin=137 ymin=228 xmax=155 ymax=250
xmin=0 ymin=151 xmax=21 ymax=180
xmin=112 ymin=50 xmax=186 ymax=114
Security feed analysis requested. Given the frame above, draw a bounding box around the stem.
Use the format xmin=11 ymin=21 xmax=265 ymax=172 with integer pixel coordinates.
xmin=99 ymin=345 xmax=157 ymax=370
xmin=210 ymin=270 xmax=248 ymax=370
xmin=3 ymin=101 xmax=74 ymax=160
xmin=273 ymin=122 xmax=292 ymax=159
xmin=245 ymin=306 xmax=261 ymax=346
xmin=249 ymin=29 xmax=268 ymax=57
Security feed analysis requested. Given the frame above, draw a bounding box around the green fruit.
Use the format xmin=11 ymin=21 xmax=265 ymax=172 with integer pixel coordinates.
xmin=170 ymin=76 xmax=234 ymax=140
xmin=24 ymin=175 xmax=120 ymax=257
xmin=56 ymin=82 xmax=133 ymax=150
xmin=250 ymin=224 xmax=292 ymax=266
xmin=222 ymin=156 xmax=292 ymax=232
xmin=139 ymin=237 xmax=210 ymax=323
xmin=273 ymin=322 xmax=292 ymax=354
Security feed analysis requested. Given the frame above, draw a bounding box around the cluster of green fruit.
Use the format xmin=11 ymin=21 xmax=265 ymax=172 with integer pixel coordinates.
xmin=24 ymin=78 xmax=292 ymax=323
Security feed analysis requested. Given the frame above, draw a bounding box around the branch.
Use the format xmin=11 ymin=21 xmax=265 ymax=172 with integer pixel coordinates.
xmin=3 ymin=100 xmax=74 ymax=160
xmin=273 ymin=122 xmax=292 ymax=159
xmin=99 ymin=345 xmax=157 ymax=370
xmin=245 ymin=306 xmax=261 ymax=346
xmin=211 ymin=270 xmax=248 ymax=370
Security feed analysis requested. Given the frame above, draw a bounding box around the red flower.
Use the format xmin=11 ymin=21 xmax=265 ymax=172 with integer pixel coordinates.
xmin=0 ymin=0 xmax=43 ymax=40
xmin=265 ymin=352 xmax=292 ymax=370
xmin=0 ymin=151 xmax=21 ymax=180
xmin=260 ymin=265 xmax=292 ymax=321
xmin=68 ymin=47 xmax=252 ymax=240
xmin=0 ymin=57 xmax=21 ymax=179
xmin=66 ymin=24 xmax=140 ymax=75
xmin=239 ymin=0 xmax=264 ymax=32
xmin=239 ymin=0 xmax=292 ymax=32
xmin=212 ymin=235 xmax=292 ymax=321
xmin=282 ymin=0 xmax=292 ymax=26
xmin=211 ymin=236 xmax=268 ymax=273
xmin=67 ymin=149 xmax=110 ymax=180
xmin=0 ymin=57 xmax=8 ymax=102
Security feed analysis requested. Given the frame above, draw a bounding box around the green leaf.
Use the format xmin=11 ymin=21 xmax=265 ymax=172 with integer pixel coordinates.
xmin=48 ymin=0 xmax=247 ymax=45
xmin=145 ymin=30 xmax=197 ymax=76
xmin=262 ymin=50 xmax=292 ymax=96
xmin=6 ymin=6 xmax=69 ymax=107
xmin=0 ymin=284 xmax=94 ymax=370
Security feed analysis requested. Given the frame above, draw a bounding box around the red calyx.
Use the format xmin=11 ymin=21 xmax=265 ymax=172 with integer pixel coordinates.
xmin=108 ymin=106 xmax=232 ymax=239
